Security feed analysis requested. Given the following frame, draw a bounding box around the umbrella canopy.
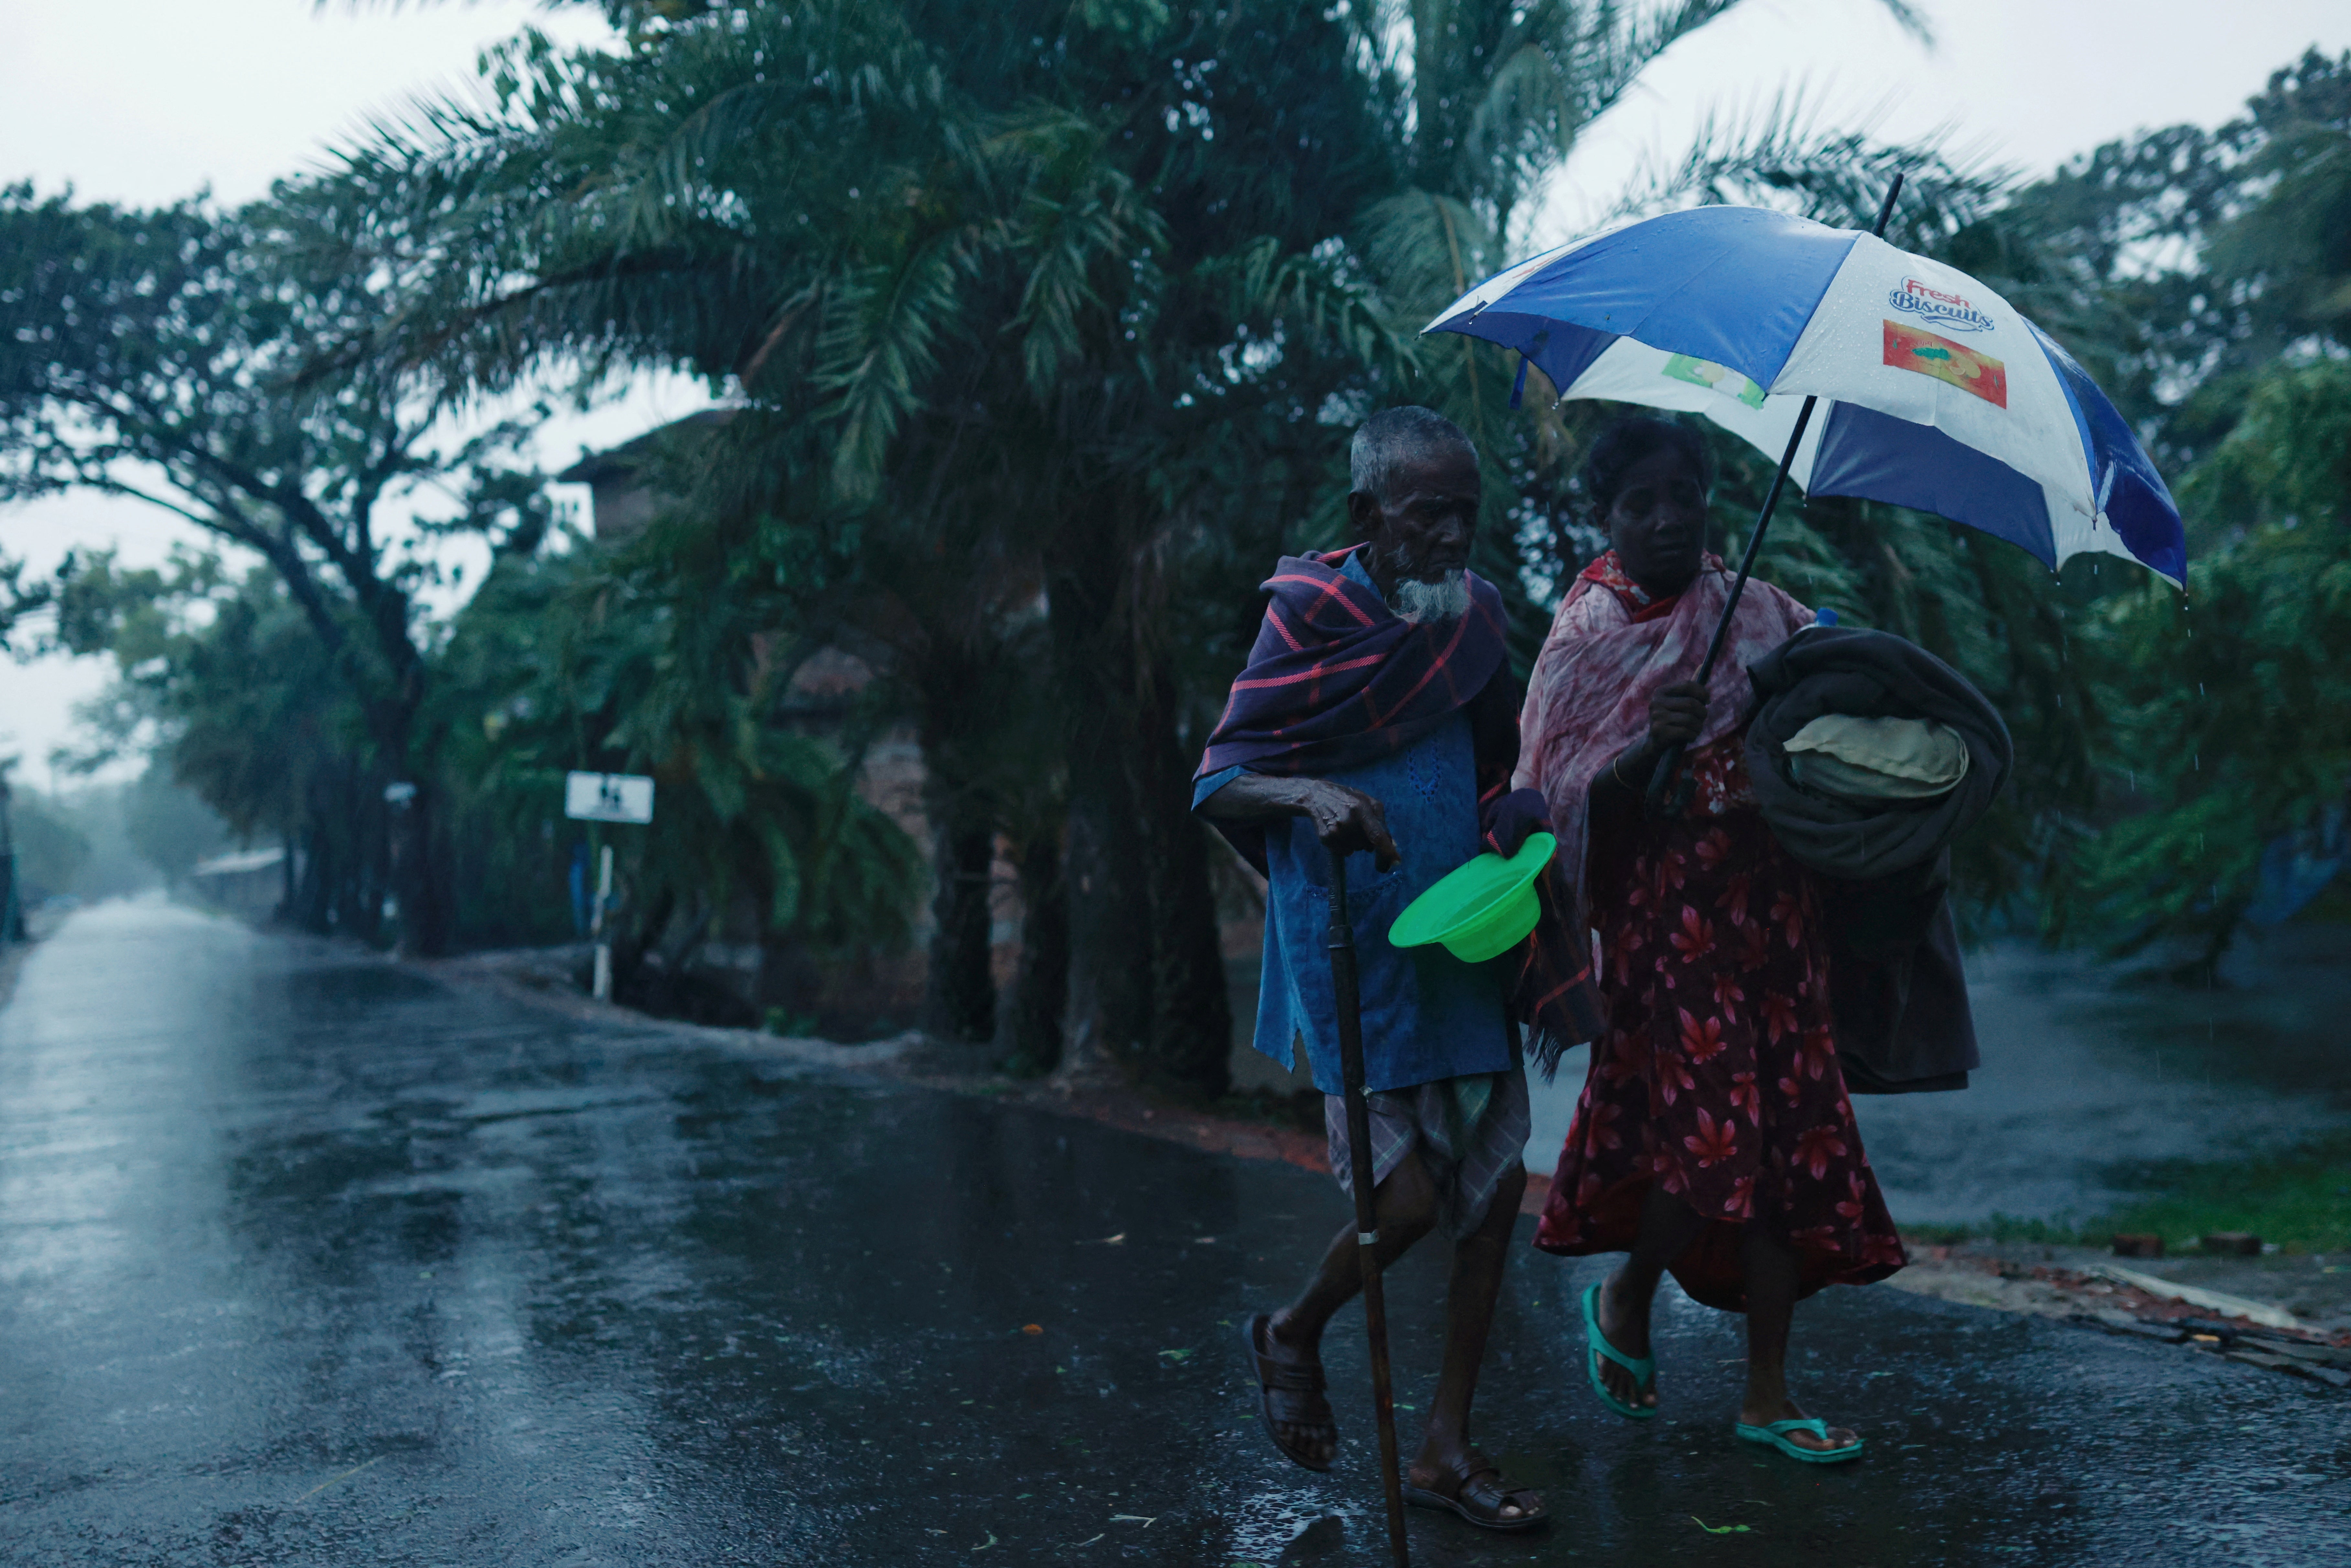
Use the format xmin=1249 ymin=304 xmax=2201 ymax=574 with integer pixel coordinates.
xmin=1423 ymin=205 xmax=2185 ymax=585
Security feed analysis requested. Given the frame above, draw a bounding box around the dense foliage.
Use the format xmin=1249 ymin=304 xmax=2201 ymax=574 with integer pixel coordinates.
xmin=2 ymin=7 xmax=2343 ymax=1076
xmin=2003 ymin=52 xmax=2351 ymax=960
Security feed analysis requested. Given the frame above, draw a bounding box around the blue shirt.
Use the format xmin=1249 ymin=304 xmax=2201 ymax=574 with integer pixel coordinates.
xmin=1195 ymin=557 xmax=1510 ymax=1094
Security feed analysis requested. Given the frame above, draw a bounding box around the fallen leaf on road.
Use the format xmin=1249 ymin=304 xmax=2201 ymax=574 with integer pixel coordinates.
xmin=1079 ymin=1233 xmax=1127 ymax=1246
xmin=1692 ymin=1517 xmax=1751 ymax=1534
xmin=1021 ymin=1324 xmax=1043 ymax=1335
xmin=972 ymin=1531 xmax=998 ymax=1551
xmin=1157 ymin=1348 xmax=1193 ymax=1362
xmin=292 ymin=1454 xmax=384 ymax=1504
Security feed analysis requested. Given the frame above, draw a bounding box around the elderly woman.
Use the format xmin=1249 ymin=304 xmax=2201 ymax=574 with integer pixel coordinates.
xmin=1516 ymin=417 xmax=1905 ymax=1464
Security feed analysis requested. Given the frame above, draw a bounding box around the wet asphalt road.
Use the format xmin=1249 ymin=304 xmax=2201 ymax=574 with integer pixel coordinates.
xmin=2 ymin=901 xmax=2345 ymax=1566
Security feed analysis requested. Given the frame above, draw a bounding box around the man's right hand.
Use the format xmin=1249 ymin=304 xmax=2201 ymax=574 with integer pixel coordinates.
xmin=1294 ymin=779 xmax=1400 ymax=871
xmin=1198 ymin=771 xmax=1401 ymax=870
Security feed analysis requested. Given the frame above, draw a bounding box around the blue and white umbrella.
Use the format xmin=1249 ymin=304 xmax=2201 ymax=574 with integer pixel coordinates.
xmin=1424 ymin=200 xmax=2185 ymax=585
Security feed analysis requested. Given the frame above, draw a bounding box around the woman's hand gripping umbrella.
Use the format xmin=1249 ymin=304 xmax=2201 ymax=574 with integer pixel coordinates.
xmin=1422 ymin=178 xmax=2187 ymax=809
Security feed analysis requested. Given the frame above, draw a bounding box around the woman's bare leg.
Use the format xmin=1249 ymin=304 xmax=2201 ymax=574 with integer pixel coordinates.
xmin=1593 ymin=1183 xmax=1708 ymax=1410
xmin=1739 ymin=1225 xmax=1856 ymax=1451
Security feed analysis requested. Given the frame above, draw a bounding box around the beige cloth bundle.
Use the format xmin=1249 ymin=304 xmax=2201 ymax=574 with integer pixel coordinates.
xmin=1783 ymin=713 xmax=1971 ymax=803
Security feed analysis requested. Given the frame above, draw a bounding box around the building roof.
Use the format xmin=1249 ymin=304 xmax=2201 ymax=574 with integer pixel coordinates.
xmin=554 ymin=408 xmax=735 ymax=485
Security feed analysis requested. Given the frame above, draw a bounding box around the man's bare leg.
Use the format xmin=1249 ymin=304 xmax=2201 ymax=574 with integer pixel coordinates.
xmin=1258 ymin=1153 xmax=1439 ymax=1467
xmin=1738 ymin=1225 xmax=1856 ymax=1453
xmin=1403 ymin=1163 xmax=1542 ymax=1522
xmin=1593 ymin=1183 xmax=1710 ymax=1411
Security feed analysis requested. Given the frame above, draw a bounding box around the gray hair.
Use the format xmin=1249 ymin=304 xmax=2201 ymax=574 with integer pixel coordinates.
xmin=1349 ymin=406 xmax=1477 ymax=504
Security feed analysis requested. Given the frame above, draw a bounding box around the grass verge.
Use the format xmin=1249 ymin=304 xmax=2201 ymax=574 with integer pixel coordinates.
xmin=1905 ymin=1133 xmax=2351 ymax=1255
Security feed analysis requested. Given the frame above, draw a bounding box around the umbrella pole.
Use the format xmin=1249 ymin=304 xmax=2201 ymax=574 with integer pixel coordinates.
xmin=1646 ymin=172 xmax=1905 ymax=817
xmin=1325 ymin=847 xmax=1411 ymax=1568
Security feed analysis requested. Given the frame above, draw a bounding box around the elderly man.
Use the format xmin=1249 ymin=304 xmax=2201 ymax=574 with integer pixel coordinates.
xmin=1196 ymin=406 xmax=1582 ymax=1532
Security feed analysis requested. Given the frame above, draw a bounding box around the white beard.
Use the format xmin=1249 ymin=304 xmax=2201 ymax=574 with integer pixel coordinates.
xmin=1392 ymin=569 xmax=1470 ymax=625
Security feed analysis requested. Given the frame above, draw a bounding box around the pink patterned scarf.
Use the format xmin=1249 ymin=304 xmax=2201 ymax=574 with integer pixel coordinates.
xmin=1514 ymin=551 xmax=1813 ymax=928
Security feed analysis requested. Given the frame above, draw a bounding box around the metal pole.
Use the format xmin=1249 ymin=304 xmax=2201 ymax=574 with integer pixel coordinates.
xmin=1646 ymin=171 xmax=1905 ymax=817
xmin=1326 ymin=846 xmax=1411 ymax=1568
xmin=591 ymin=844 xmax=614 ymax=1002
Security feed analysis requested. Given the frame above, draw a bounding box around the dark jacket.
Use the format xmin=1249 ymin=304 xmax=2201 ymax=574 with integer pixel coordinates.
xmin=1744 ymin=627 xmax=2013 ymax=1094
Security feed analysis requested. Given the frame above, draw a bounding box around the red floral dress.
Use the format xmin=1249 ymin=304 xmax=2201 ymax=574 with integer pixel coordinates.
xmin=1533 ymin=701 xmax=1906 ymax=1312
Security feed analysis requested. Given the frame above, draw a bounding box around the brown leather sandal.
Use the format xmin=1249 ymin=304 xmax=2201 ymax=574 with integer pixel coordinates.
xmin=1242 ymin=1313 xmax=1336 ymax=1472
xmin=1401 ymin=1448 xmax=1548 ymax=1531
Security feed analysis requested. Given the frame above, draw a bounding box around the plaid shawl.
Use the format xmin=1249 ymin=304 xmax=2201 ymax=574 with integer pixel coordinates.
xmin=1195 ymin=544 xmax=1509 ymax=789
xmin=1198 ymin=543 xmax=1603 ymax=1065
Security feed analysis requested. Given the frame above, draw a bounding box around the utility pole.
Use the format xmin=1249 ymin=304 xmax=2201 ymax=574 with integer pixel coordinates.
xmin=0 ymin=771 xmax=19 ymax=943
xmin=591 ymin=844 xmax=615 ymax=1001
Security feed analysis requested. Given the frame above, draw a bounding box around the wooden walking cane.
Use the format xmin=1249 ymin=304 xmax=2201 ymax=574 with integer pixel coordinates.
xmin=1325 ymin=846 xmax=1412 ymax=1568
xmin=1646 ymin=171 xmax=1907 ymax=817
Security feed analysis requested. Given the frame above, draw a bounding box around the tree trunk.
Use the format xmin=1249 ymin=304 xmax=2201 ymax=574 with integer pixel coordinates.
xmin=913 ymin=633 xmax=1005 ymax=1044
xmin=1046 ymin=538 xmax=1153 ymax=1076
xmin=390 ymin=780 xmax=449 ymax=955
xmin=277 ymin=832 xmax=295 ymax=925
xmin=370 ymin=699 xmax=451 ymax=956
xmin=1003 ymin=824 xmax=1068 ymax=1075
xmin=1134 ymin=653 xmax=1232 ymax=1098
xmin=923 ymin=820 xmax=998 ymax=1042
xmin=293 ymin=813 xmax=332 ymax=934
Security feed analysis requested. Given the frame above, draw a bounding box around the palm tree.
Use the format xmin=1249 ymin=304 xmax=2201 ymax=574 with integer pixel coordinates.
xmin=344 ymin=0 xmax=2002 ymax=1078
xmin=340 ymin=0 xmax=1402 ymax=1086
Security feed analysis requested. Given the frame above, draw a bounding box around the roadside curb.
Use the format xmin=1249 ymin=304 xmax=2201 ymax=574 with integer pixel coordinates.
xmin=1885 ymin=1248 xmax=2351 ymax=1383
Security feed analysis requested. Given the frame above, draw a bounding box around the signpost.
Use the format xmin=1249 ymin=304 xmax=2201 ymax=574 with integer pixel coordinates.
xmin=564 ymin=772 xmax=654 ymax=825
xmin=564 ymin=772 xmax=655 ymax=1000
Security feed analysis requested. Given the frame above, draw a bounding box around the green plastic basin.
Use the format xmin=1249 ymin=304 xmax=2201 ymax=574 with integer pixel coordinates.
xmin=1386 ymin=832 xmax=1556 ymax=964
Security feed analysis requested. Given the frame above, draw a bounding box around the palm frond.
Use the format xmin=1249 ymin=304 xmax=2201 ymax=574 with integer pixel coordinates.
xmin=1607 ymin=87 xmax=2013 ymax=245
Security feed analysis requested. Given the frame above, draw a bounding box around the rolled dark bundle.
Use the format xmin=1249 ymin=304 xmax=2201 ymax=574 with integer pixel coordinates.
xmin=1744 ymin=626 xmax=2012 ymax=880
xmin=1744 ymin=626 xmax=2014 ymax=1095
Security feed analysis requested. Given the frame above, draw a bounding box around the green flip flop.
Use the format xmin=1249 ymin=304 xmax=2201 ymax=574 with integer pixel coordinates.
xmin=1735 ymin=1417 xmax=1864 ymax=1465
xmin=1580 ymin=1281 xmax=1657 ymax=1421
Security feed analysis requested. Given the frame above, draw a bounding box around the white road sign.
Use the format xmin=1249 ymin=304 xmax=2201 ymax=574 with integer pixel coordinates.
xmin=564 ymin=771 xmax=655 ymax=824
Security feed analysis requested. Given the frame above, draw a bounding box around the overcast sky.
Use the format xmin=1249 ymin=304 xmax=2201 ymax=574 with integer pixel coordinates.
xmin=3 ymin=0 xmax=2345 ymax=784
